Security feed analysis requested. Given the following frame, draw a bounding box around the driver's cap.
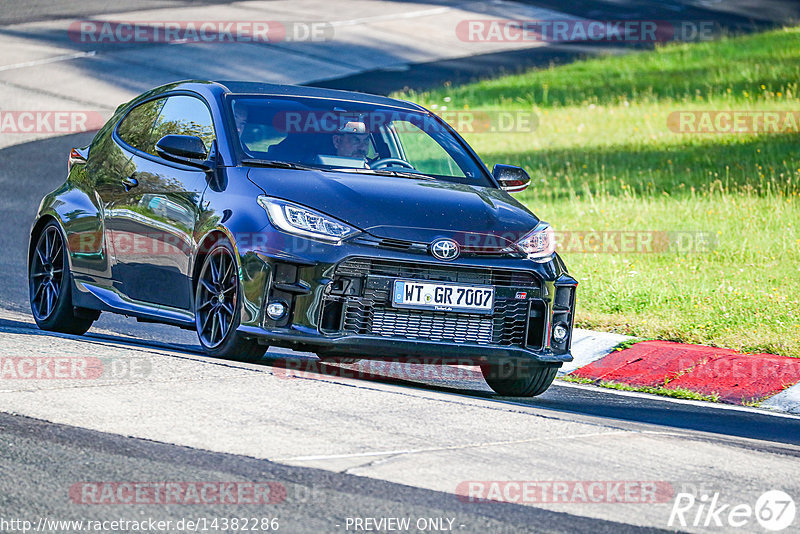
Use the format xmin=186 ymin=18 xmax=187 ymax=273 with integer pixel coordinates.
xmin=338 ymin=120 xmax=367 ymax=134
xmin=335 ymin=111 xmax=368 ymax=134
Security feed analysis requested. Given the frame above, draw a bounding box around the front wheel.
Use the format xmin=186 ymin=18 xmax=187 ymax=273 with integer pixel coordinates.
xmin=480 ymin=360 xmax=558 ymax=397
xmin=194 ymin=238 xmax=265 ymax=362
xmin=29 ymin=221 xmax=95 ymax=335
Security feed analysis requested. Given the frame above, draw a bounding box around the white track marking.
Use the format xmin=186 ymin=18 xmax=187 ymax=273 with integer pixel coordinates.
xmin=0 ymin=50 xmax=96 ymax=72
xmin=276 ymin=429 xmax=633 ymax=462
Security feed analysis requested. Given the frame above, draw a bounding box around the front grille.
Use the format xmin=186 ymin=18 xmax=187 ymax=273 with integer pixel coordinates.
xmin=495 ymin=299 xmax=529 ymax=345
xmin=350 ymin=236 xmax=517 ymax=257
xmin=371 ymin=308 xmax=494 ymax=344
xmin=322 ymin=258 xmax=540 ymax=347
xmin=335 ymin=258 xmax=537 ymax=287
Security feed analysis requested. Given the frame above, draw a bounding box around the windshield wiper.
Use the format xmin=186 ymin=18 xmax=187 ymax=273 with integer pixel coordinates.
xmin=241 ymin=158 xmax=320 ymax=171
xmin=243 ymin=159 xmax=436 ymax=180
xmin=333 ymin=168 xmax=436 ymax=181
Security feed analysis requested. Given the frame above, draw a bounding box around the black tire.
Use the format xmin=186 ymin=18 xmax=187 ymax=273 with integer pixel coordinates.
xmin=480 ymin=359 xmax=558 ymax=397
xmin=194 ymin=238 xmax=266 ymax=362
xmin=29 ymin=221 xmax=95 ymax=335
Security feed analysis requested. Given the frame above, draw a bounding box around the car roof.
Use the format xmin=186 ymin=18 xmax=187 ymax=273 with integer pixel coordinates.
xmin=125 ymin=80 xmax=425 ymax=114
xmin=212 ymin=80 xmax=422 ymax=111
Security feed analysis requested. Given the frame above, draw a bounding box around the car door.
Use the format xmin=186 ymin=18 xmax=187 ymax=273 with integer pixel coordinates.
xmin=108 ymin=94 xmax=215 ymax=310
xmin=100 ymin=96 xmax=164 ymax=297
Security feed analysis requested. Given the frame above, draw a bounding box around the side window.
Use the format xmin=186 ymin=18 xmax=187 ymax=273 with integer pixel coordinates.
xmin=116 ymin=98 xmax=165 ymax=154
xmin=391 ymin=121 xmax=466 ymax=177
xmin=151 ymin=95 xmax=216 ymax=153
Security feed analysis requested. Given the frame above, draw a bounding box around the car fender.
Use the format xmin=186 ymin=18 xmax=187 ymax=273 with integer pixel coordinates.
xmin=30 ymin=183 xmax=107 ymax=279
xmin=191 ymin=223 xmax=275 ymax=326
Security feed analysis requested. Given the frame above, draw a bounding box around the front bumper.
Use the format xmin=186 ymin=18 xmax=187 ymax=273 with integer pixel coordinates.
xmin=234 ymin=235 xmax=577 ymax=365
xmin=237 ymin=325 xmax=570 ymax=364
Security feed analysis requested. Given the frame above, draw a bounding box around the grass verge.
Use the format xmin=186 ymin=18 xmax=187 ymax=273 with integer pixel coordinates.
xmin=396 ymin=26 xmax=800 ymax=357
xmin=558 ymin=375 xmax=720 ymax=402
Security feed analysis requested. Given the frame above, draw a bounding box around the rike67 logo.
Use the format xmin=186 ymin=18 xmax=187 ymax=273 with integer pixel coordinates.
xmin=669 ymin=489 xmax=796 ymax=531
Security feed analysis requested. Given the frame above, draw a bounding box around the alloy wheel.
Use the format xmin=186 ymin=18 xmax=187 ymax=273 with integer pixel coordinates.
xmin=30 ymin=225 xmax=65 ymax=321
xmin=196 ymin=246 xmax=238 ymax=348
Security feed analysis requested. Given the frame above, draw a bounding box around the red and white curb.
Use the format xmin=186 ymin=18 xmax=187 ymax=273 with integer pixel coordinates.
xmin=568 ymin=329 xmax=800 ymax=414
xmin=562 ymin=329 xmax=633 ymax=375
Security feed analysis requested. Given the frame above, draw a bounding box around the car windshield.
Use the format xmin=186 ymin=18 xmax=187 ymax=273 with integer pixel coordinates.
xmin=227 ymin=95 xmax=491 ymax=185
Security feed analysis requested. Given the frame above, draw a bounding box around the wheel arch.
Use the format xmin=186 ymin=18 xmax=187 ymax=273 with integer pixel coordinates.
xmin=191 ymin=227 xmax=241 ymax=292
xmin=28 ymin=214 xmax=71 ymax=271
xmin=30 ymin=181 xmax=106 ymax=279
xmin=191 ymin=226 xmax=271 ymax=329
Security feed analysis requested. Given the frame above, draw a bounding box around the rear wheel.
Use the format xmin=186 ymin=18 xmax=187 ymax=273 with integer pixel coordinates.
xmin=194 ymin=238 xmax=265 ymax=362
xmin=29 ymin=221 xmax=95 ymax=335
xmin=480 ymin=359 xmax=558 ymax=397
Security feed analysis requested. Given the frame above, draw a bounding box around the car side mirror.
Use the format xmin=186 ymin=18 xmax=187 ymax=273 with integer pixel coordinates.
xmin=155 ymin=135 xmax=214 ymax=171
xmin=493 ymin=164 xmax=530 ymax=193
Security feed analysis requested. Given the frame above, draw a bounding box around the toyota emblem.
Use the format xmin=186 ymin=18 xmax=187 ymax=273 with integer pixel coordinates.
xmin=430 ymin=238 xmax=460 ymax=261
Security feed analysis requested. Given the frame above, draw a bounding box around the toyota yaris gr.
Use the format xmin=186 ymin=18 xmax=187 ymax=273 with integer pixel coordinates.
xmin=28 ymin=80 xmax=576 ymax=396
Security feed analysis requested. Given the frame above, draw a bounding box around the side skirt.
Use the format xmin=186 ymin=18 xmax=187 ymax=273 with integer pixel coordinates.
xmin=73 ymin=279 xmax=195 ymax=329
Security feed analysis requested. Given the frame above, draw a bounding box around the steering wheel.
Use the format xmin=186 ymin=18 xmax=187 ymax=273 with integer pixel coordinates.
xmin=370 ymin=157 xmax=415 ymax=170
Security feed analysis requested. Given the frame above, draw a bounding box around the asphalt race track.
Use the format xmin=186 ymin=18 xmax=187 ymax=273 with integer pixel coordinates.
xmin=2 ymin=412 xmax=658 ymax=534
xmin=3 ymin=130 xmax=800 ymax=441
xmin=2 ymin=1 xmax=800 ymax=532
xmin=3 ymin=117 xmax=800 ymax=534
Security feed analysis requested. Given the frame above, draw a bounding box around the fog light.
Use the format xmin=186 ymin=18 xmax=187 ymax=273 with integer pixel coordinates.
xmin=266 ymin=301 xmax=287 ymax=320
xmin=552 ymin=323 xmax=568 ymax=343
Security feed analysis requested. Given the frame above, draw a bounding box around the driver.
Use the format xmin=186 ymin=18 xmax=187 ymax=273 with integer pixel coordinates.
xmin=328 ymin=118 xmax=410 ymax=171
xmin=332 ymin=131 xmax=370 ymax=159
xmin=233 ymin=104 xmax=248 ymax=136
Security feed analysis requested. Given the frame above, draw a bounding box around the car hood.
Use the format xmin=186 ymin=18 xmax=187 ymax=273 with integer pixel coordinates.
xmin=246 ymin=168 xmax=539 ymax=246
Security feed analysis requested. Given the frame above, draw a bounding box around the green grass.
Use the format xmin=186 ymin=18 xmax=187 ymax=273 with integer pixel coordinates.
xmin=613 ymin=339 xmax=645 ymax=352
xmin=395 ymin=26 xmax=800 ymax=358
xmin=401 ymin=27 xmax=800 ymax=109
xmin=557 ymin=375 xmax=720 ymax=401
xmin=596 ymin=381 xmax=720 ymax=402
xmin=558 ymin=375 xmax=595 ymax=385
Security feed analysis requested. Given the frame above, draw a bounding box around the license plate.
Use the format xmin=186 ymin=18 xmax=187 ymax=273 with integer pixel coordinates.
xmin=392 ymin=280 xmax=494 ymax=314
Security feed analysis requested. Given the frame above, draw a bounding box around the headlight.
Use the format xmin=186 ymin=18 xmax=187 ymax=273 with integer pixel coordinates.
xmin=257 ymin=196 xmax=360 ymax=243
xmin=516 ymin=222 xmax=556 ymax=262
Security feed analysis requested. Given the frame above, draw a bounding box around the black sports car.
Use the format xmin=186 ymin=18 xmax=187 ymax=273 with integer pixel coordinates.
xmin=28 ymin=80 xmax=576 ymax=396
